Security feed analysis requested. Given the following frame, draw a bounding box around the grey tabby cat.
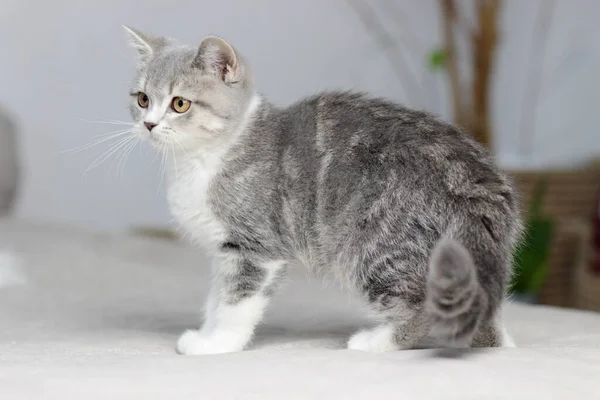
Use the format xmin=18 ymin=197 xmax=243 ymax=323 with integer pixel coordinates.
xmin=123 ymin=26 xmax=521 ymax=355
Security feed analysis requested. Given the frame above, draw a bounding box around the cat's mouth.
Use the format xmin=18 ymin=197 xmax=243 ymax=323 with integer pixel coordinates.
xmin=138 ymin=130 xmax=175 ymax=152
xmin=132 ymin=128 xmax=161 ymax=149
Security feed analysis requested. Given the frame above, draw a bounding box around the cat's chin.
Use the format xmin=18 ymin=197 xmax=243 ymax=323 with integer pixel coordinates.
xmin=149 ymin=143 xmax=175 ymax=154
xmin=138 ymin=134 xmax=169 ymax=151
xmin=147 ymin=138 xmax=194 ymax=156
xmin=132 ymin=129 xmax=150 ymax=142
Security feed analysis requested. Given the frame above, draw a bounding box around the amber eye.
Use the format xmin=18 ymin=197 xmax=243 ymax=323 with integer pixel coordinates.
xmin=171 ymin=97 xmax=191 ymax=113
xmin=137 ymin=92 xmax=149 ymax=108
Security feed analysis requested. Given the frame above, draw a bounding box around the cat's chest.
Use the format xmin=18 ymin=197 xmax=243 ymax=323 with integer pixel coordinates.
xmin=167 ymin=163 xmax=227 ymax=249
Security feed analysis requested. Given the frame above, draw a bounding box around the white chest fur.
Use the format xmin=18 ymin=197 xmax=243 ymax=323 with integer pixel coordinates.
xmin=165 ymin=95 xmax=262 ymax=252
xmin=167 ymin=157 xmax=227 ymax=252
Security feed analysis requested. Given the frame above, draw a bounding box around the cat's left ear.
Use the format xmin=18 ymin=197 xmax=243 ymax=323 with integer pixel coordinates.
xmin=122 ymin=25 xmax=164 ymax=62
xmin=192 ymin=36 xmax=241 ymax=83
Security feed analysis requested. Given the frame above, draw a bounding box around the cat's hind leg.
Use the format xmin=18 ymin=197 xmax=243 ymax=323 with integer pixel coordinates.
xmin=348 ymin=247 xmax=431 ymax=352
xmin=347 ymin=310 xmax=429 ymax=352
xmin=348 ymin=323 xmax=400 ymax=352
xmin=470 ymin=313 xmax=516 ymax=348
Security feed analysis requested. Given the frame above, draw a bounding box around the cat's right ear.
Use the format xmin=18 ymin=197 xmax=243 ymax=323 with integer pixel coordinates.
xmin=192 ymin=36 xmax=241 ymax=83
xmin=122 ymin=25 xmax=159 ymax=61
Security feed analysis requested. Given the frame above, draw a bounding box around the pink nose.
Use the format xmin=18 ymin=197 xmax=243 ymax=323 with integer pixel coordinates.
xmin=144 ymin=122 xmax=157 ymax=131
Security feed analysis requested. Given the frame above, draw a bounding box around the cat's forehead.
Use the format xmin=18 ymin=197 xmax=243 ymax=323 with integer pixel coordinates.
xmin=136 ymin=46 xmax=199 ymax=93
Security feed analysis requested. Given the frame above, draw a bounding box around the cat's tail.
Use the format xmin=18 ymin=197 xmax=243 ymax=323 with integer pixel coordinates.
xmin=425 ymin=238 xmax=499 ymax=347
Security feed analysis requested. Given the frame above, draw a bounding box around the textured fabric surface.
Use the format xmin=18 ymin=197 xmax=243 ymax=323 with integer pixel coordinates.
xmin=1 ymin=219 xmax=599 ymax=399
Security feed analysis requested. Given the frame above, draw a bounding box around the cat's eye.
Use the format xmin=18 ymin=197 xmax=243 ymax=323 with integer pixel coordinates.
xmin=137 ymin=92 xmax=149 ymax=108
xmin=171 ymin=97 xmax=191 ymax=113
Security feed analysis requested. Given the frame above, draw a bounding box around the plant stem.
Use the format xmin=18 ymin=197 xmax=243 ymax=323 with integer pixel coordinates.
xmin=440 ymin=0 xmax=467 ymax=129
xmin=470 ymin=0 xmax=501 ymax=150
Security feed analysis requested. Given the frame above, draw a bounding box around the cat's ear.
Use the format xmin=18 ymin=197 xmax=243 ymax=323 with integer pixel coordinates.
xmin=192 ymin=36 xmax=240 ymax=83
xmin=122 ymin=25 xmax=162 ymax=61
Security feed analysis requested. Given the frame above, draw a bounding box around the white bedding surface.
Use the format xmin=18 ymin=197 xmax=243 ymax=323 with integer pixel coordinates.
xmin=1 ymin=219 xmax=599 ymax=399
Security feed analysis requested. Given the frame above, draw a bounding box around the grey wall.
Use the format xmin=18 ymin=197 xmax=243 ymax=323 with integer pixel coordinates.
xmin=1 ymin=0 xmax=599 ymax=230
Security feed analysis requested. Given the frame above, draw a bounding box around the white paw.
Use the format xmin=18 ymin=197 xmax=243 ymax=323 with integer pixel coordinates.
xmin=176 ymin=330 xmax=245 ymax=355
xmin=501 ymin=329 xmax=517 ymax=348
xmin=347 ymin=325 xmax=399 ymax=353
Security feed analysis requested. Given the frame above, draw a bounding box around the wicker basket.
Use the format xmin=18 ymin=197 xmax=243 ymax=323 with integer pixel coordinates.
xmin=507 ymin=164 xmax=600 ymax=307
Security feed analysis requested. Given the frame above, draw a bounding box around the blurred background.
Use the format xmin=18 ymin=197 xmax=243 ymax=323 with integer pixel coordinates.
xmin=1 ymin=0 xmax=599 ymax=309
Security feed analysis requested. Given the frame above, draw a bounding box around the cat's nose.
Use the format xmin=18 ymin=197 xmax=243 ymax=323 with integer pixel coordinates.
xmin=144 ymin=122 xmax=157 ymax=131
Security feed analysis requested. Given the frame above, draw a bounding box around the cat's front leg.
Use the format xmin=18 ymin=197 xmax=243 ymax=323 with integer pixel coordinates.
xmin=176 ymin=255 xmax=286 ymax=355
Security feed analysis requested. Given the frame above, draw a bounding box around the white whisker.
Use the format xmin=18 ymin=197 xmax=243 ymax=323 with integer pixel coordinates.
xmin=93 ymin=128 xmax=134 ymax=138
xmin=61 ymin=129 xmax=131 ymax=154
xmin=170 ymin=139 xmax=179 ymax=177
xmin=172 ymin=136 xmax=190 ymax=158
xmin=74 ymin=117 xmax=135 ymax=126
xmin=84 ymin=136 xmax=136 ymax=175
xmin=150 ymin=145 xmax=162 ymax=168
xmin=116 ymin=139 xmax=138 ymax=178
xmin=157 ymin=142 xmax=168 ymax=194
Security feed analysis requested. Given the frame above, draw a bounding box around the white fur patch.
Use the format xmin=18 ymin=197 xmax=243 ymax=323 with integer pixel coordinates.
xmin=348 ymin=324 xmax=400 ymax=353
xmin=168 ymin=156 xmax=228 ymax=249
xmin=177 ymin=259 xmax=285 ymax=355
xmin=177 ymin=294 xmax=270 ymax=355
xmin=500 ymin=324 xmax=517 ymax=348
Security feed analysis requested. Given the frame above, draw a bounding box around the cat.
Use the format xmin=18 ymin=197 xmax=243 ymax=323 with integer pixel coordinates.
xmin=123 ymin=26 xmax=521 ymax=355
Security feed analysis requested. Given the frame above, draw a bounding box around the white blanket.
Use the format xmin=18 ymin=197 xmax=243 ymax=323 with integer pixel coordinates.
xmin=1 ymin=220 xmax=599 ymax=399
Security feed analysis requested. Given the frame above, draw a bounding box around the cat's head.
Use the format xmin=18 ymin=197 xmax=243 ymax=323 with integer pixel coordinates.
xmin=123 ymin=26 xmax=255 ymax=153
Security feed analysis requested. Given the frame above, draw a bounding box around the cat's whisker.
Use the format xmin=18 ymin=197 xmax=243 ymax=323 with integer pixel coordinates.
xmin=116 ymin=139 xmax=138 ymax=179
xmin=117 ymin=141 xmax=137 ymax=179
xmin=107 ymin=137 xmax=138 ymax=176
xmin=150 ymin=145 xmax=162 ymax=168
xmin=161 ymin=126 xmax=191 ymax=161
xmin=84 ymin=136 xmax=136 ymax=176
xmin=172 ymin=136 xmax=190 ymax=159
xmin=157 ymin=142 xmax=168 ymax=194
xmin=103 ymin=118 xmax=135 ymax=124
xmin=86 ymin=136 xmax=135 ymax=174
xmin=93 ymin=128 xmax=134 ymax=138
xmin=75 ymin=117 xmax=135 ymax=126
xmin=124 ymin=139 xmax=139 ymax=166
xmin=170 ymin=139 xmax=179 ymax=177
xmin=61 ymin=129 xmax=131 ymax=154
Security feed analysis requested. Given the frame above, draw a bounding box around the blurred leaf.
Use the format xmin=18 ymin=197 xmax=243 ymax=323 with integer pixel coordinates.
xmin=529 ymin=177 xmax=548 ymax=217
xmin=510 ymin=179 xmax=554 ymax=297
xmin=427 ymin=48 xmax=447 ymax=71
xmin=523 ymin=218 xmax=554 ymax=294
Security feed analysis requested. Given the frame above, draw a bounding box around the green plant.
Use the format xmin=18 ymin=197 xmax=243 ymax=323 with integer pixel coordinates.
xmin=510 ymin=179 xmax=555 ymax=297
xmin=427 ymin=48 xmax=447 ymax=71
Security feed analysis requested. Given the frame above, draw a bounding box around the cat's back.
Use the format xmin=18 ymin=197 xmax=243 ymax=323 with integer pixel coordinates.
xmin=274 ymin=90 xmax=473 ymax=156
xmin=305 ymin=91 xmax=478 ymax=155
xmin=296 ymin=91 xmax=517 ymax=220
xmin=305 ymin=91 xmax=503 ymax=187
